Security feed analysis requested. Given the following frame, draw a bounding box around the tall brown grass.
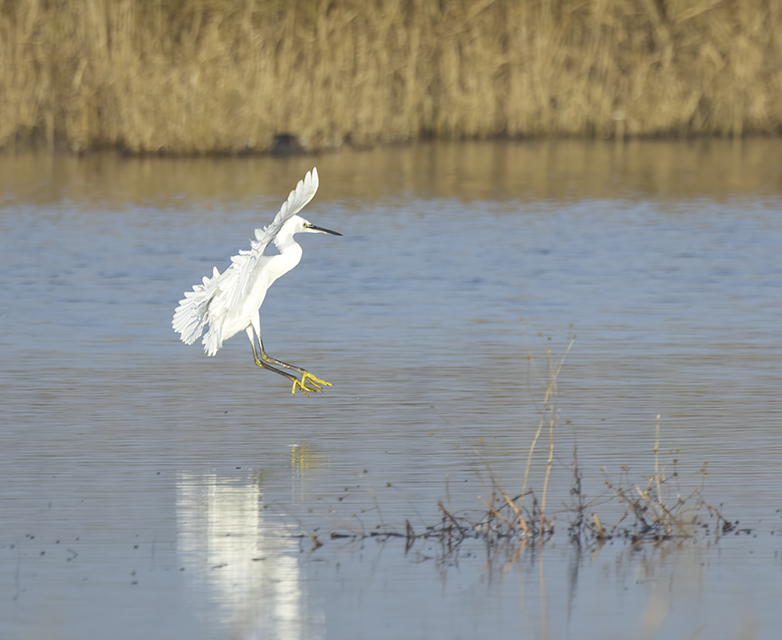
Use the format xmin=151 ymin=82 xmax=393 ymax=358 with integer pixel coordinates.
xmin=1 ymin=0 xmax=781 ymax=154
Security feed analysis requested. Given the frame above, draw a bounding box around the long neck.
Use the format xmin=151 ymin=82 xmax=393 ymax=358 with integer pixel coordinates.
xmin=266 ymin=227 xmax=303 ymax=284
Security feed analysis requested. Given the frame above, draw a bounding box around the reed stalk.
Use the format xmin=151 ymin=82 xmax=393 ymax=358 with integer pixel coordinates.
xmin=521 ymin=335 xmax=574 ymax=526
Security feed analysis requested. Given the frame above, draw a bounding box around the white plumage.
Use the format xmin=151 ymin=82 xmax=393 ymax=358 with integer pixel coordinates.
xmin=172 ymin=168 xmax=341 ymax=395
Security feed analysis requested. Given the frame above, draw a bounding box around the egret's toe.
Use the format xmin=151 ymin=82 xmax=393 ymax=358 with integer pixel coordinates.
xmin=302 ymin=372 xmax=332 ymax=389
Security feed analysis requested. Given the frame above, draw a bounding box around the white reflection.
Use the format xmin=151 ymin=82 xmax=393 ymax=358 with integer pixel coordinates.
xmin=176 ymin=472 xmax=325 ymax=640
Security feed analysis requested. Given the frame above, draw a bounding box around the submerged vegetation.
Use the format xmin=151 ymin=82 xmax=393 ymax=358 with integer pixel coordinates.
xmin=1 ymin=0 xmax=781 ymax=154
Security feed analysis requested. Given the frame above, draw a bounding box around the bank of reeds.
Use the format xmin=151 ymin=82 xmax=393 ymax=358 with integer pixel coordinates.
xmin=1 ymin=0 xmax=781 ymax=154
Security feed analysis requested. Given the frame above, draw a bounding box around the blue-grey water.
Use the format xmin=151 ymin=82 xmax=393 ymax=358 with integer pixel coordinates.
xmin=1 ymin=140 xmax=781 ymax=639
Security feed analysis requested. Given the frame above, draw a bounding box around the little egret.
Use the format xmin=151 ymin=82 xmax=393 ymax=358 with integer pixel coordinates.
xmin=172 ymin=167 xmax=341 ymax=395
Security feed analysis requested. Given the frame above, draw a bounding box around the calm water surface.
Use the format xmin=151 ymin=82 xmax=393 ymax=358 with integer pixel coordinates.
xmin=1 ymin=140 xmax=781 ymax=639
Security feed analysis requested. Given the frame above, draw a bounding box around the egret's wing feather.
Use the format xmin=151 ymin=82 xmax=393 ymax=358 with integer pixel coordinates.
xmin=225 ymin=167 xmax=319 ymax=309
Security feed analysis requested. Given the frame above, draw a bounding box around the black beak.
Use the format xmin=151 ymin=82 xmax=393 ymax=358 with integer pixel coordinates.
xmin=307 ymin=224 xmax=342 ymax=236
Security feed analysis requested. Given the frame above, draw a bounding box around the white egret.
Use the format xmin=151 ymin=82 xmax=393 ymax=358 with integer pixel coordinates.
xmin=172 ymin=168 xmax=341 ymax=395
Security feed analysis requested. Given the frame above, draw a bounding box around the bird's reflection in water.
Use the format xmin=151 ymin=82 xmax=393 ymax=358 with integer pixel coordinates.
xmin=176 ymin=472 xmax=325 ymax=640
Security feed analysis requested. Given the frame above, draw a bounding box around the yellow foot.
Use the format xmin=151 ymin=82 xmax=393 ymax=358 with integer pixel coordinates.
xmin=290 ymin=372 xmax=332 ymax=396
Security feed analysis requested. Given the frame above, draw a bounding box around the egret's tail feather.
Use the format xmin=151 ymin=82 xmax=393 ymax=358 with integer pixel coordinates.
xmin=202 ymin=324 xmax=223 ymax=357
xmin=172 ymin=266 xmax=221 ymax=351
xmin=172 ymin=289 xmax=212 ymax=345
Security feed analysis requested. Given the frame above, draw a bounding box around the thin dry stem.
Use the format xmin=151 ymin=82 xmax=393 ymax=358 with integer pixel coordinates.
xmin=654 ymin=414 xmax=662 ymax=502
xmin=521 ymin=336 xmax=574 ymax=520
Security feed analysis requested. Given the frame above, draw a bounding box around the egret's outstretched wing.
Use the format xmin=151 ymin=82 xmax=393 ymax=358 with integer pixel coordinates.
xmin=172 ymin=168 xmax=319 ymax=354
xmin=224 ymin=167 xmax=319 ymax=309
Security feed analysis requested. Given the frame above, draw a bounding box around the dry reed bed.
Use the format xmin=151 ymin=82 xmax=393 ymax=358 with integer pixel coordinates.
xmin=1 ymin=0 xmax=780 ymax=154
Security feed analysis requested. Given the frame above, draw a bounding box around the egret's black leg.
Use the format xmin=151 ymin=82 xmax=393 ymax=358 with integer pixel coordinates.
xmin=259 ymin=338 xmax=332 ymax=391
xmin=250 ymin=341 xmax=297 ymax=381
xmin=248 ymin=333 xmax=321 ymax=395
xmin=246 ymin=329 xmax=318 ymax=396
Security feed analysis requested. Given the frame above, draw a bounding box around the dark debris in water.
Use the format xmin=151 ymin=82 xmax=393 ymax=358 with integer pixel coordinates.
xmin=291 ymin=466 xmax=742 ymax=561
